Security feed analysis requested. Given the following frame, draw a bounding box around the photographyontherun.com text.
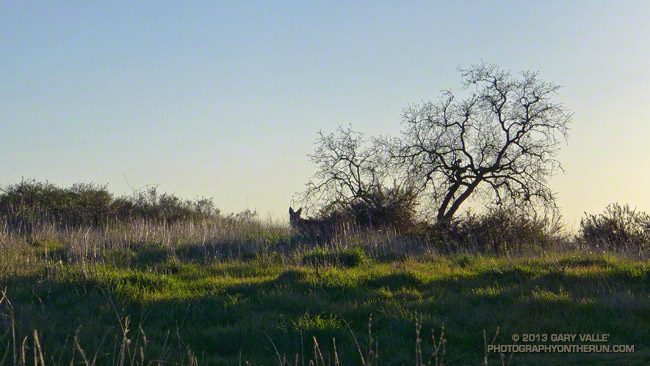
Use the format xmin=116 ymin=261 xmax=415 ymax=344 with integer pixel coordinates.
xmin=488 ymin=344 xmax=634 ymax=353
xmin=489 ymin=334 xmax=634 ymax=353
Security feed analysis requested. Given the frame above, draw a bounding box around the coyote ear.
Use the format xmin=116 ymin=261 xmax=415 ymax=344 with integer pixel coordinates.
xmin=296 ymin=208 xmax=302 ymax=216
xmin=289 ymin=207 xmax=294 ymax=214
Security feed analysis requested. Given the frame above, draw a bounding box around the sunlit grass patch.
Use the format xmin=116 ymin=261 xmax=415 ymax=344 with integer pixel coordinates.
xmin=292 ymin=312 xmax=345 ymax=331
xmin=301 ymin=246 xmax=368 ymax=268
xmin=472 ymin=284 xmax=507 ymax=297
xmin=529 ymin=285 xmax=571 ymax=302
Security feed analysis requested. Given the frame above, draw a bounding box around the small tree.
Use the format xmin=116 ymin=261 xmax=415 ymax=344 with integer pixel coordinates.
xmin=303 ymin=126 xmax=386 ymax=209
xmin=302 ymin=126 xmax=417 ymax=229
xmin=391 ymin=63 xmax=572 ymax=221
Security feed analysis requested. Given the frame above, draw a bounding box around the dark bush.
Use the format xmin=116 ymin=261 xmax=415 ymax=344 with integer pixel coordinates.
xmin=0 ymin=180 xmax=220 ymax=232
xmin=0 ymin=180 xmax=113 ymax=231
xmin=320 ymin=186 xmax=419 ymax=232
xmin=429 ymin=208 xmax=559 ymax=253
xmin=111 ymin=186 xmax=219 ymax=224
xmin=580 ymin=203 xmax=650 ymax=250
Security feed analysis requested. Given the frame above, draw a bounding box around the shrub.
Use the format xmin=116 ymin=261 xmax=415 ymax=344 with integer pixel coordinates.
xmin=429 ymin=208 xmax=559 ymax=253
xmin=0 ymin=180 xmax=220 ymax=232
xmin=111 ymin=186 xmax=219 ymax=224
xmin=0 ymin=180 xmax=113 ymax=231
xmin=320 ymin=186 xmax=419 ymax=232
xmin=580 ymin=203 xmax=650 ymax=250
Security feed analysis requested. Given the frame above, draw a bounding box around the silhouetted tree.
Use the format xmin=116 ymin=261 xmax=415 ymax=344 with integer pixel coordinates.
xmin=301 ymin=127 xmax=417 ymax=229
xmin=390 ymin=63 xmax=571 ymax=221
xmin=303 ymin=126 xmax=386 ymax=208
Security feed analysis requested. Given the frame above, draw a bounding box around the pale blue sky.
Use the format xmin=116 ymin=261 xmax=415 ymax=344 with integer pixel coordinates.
xmin=2 ymin=1 xmax=649 ymax=227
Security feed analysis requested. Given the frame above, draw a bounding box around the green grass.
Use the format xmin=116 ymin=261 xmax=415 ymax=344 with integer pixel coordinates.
xmin=2 ymin=182 xmax=649 ymax=365
xmin=1 ymin=226 xmax=649 ymax=366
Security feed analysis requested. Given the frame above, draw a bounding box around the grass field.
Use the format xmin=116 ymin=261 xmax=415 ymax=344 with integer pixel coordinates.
xmin=1 ymin=218 xmax=649 ymax=366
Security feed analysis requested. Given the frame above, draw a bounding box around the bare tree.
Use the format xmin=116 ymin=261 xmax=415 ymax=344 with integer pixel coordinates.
xmin=302 ymin=126 xmax=388 ymax=212
xmin=391 ymin=62 xmax=572 ymax=222
xmin=301 ymin=126 xmax=419 ymax=229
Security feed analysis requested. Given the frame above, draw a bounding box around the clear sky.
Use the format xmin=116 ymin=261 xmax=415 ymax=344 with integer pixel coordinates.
xmin=2 ymin=1 xmax=649 ymax=229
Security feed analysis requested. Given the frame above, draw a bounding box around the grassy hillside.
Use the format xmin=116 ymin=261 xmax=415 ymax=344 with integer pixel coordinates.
xmin=1 ymin=181 xmax=648 ymax=365
xmin=1 ymin=218 xmax=649 ymax=366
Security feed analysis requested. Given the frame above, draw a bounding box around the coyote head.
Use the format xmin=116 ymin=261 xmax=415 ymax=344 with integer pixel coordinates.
xmin=289 ymin=207 xmax=304 ymax=228
xmin=289 ymin=207 xmax=333 ymax=241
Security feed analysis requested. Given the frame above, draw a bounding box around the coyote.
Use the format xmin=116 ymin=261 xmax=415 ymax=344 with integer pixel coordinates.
xmin=289 ymin=207 xmax=336 ymax=241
